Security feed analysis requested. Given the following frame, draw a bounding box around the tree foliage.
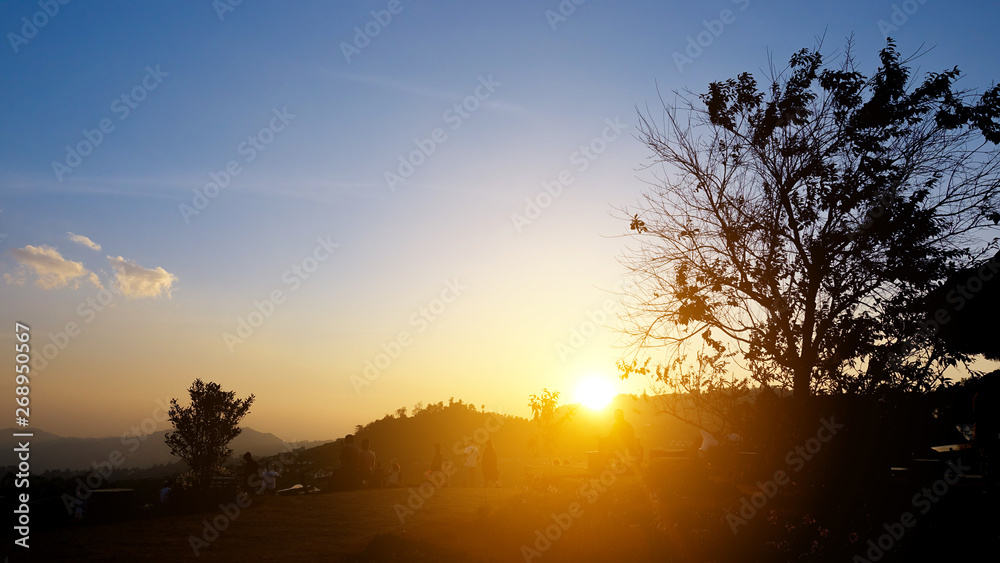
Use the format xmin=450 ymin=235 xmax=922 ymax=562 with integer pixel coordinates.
xmin=164 ymin=379 xmax=254 ymax=489
xmin=619 ymin=39 xmax=1000 ymax=406
xmin=528 ymin=389 xmax=576 ymax=463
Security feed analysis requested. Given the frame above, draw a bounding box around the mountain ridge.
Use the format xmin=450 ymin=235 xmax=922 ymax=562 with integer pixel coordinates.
xmin=1 ymin=426 xmax=333 ymax=472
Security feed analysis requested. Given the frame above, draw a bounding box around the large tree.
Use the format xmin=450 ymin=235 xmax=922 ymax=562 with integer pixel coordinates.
xmin=165 ymin=379 xmax=255 ymax=490
xmin=618 ymin=39 xmax=1000 ymax=404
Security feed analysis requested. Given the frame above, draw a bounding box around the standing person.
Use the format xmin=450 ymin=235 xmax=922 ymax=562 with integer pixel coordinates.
xmin=242 ymin=452 xmax=260 ymax=495
xmin=463 ymin=439 xmax=480 ymax=487
xmin=338 ymin=434 xmax=360 ymax=490
xmin=429 ymin=443 xmax=448 ymax=487
xmin=261 ymin=463 xmax=281 ymax=495
xmin=481 ymin=440 xmax=499 ymax=488
xmin=359 ymin=438 xmax=376 ymax=487
xmin=610 ymin=408 xmax=637 ymax=460
xmin=430 ymin=443 xmax=443 ymax=473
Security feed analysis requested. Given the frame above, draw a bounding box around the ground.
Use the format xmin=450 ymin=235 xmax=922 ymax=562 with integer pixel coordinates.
xmin=10 ymin=462 xmax=999 ymax=562
xmin=14 ymin=487 xmax=560 ymax=562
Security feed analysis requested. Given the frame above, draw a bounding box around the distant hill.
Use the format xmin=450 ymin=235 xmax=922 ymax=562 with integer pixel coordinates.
xmin=1 ymin=394 xmax=703 ymax=475
xmin=0 ymin=427 xmax=332 ymax=472
xmin=288 ymin=395 xmax=701 ymax=472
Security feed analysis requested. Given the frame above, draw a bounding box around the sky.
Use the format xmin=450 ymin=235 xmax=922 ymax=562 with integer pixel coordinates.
xmin=1 ymin=0 xmax=999 ymax=441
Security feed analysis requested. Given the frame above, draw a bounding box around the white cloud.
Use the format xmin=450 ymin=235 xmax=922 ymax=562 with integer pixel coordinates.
xmin=5 ymin=245 xmax=102 ymax=290
xmin=107 ymin=256 xmax=176 ymax=299
xmin=67 ymin=232 xmax=102 ymax=251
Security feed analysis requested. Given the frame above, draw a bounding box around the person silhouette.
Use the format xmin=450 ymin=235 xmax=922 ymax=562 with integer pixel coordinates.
xmin=482 ymin=440 xmax=500 ymax=488
xmin=261 ymin=463 xmax=281 ymax=495
xmin=338 ymin=434 xmax=360 ymax=490
xmin=242 ymin=452 xmax=260 ymax=495
xmin=359 ymin=438 xmax=376 ymax=487
xmin=428 ymin=442 xmax=449 ymax=486
xmin=430 ymin=443 xmax=443 ymax=472
xmin=387 ymin=461 xmax=401 ymax=487
xmin=159 ymin=480 xmax=172 ymax=504
xmin=610 ymin=408 xmax=637 ymax=460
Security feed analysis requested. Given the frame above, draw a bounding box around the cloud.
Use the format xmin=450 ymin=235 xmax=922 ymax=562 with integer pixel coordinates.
xmin=67 ymin=232 xmax=102 ymax=251
xmin=5 ymin=245 xmax=102 ymax=290
xmin=322 ymin=70 xmax=522 ymax=112
xmin=107 ymin=256 xmax=176 ymax=299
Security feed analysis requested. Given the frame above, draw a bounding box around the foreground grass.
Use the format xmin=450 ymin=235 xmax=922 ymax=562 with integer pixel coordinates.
xmin=16 ymin=467 xmax=996 ymax=562
xmin=17 ymin=467 xmax=680 ymax=562
xmin=19 ymin=486 xmax=526 ymax=562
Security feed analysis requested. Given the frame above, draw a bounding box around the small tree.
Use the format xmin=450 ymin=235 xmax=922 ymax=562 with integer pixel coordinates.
xmin=165 ymin=379 xmax=254 ymax=490
xmin=528 ymin=389 xmax=575 ymax=464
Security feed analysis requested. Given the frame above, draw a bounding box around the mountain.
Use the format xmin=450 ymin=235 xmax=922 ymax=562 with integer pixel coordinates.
xmin=1 ymin=394 xmax=702 ymax=475
xmin=0 ymin=427 xmax=332 ymax=472
xmin=287 ymin=395 xmax=702 ymax=472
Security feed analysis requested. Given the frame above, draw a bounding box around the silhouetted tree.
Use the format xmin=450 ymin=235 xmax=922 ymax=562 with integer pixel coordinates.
xmin=164 ymin=379 xmax=254 ymax=490
xmin=528 ymin=389 xmax=575 ymax=463
xmin=923 ymin=250 xmax=1000 ymax=360
xmin=619 ymin=38 xmax=1000 ymax=405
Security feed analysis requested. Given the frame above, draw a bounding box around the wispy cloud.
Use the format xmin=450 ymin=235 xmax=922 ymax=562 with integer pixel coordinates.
xmin=321 ymin=70 xmax=523 ymax=113
xmin=0 ymin=171 xmax=385 ymax=203
xmin=107 ymin=256 xmax=176 ymax=299
xmin=5 ymin=245 xmax=102 ymax=290
xmin=67 ymin=232 xmax=102 ymax=251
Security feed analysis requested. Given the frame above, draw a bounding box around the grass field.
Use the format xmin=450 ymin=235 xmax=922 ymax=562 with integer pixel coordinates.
xmin=17 ymin=484 xmax=613 ymax=562
xmin=16 ymin=465 xmax=690 ymax=562
xmin=14 ymin=462 xmax=998 ymax=562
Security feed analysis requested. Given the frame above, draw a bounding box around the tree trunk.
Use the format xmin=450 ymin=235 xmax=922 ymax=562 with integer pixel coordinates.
xmin=793 ymin=364 xmax=811 ymax=399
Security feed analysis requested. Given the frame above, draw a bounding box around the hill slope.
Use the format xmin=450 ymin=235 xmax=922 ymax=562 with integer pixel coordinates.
xmin=0 ymin=427 xmax=331 ymax=472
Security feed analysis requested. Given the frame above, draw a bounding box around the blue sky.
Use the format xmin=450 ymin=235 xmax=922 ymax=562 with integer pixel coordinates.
xmin=2 ymin=0 xmax=998 ymax=440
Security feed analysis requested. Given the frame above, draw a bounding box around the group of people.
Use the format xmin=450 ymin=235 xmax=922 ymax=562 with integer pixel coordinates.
xmin=236 ymin=411 xmax=645 ymax=499
xmin=329 ymin=435 xmax=501 ymax=491
xmin=331 ymin=435 xmax=401 ymax=491
xmin=455 ymin=439 xmax=500 ymax=487
xmin=241 ymin=451 xmax=282 ymax=495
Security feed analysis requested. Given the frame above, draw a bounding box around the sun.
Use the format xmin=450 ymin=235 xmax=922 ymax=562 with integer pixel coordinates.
xmin=574 ymin=376 xmax=615 ymax=410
